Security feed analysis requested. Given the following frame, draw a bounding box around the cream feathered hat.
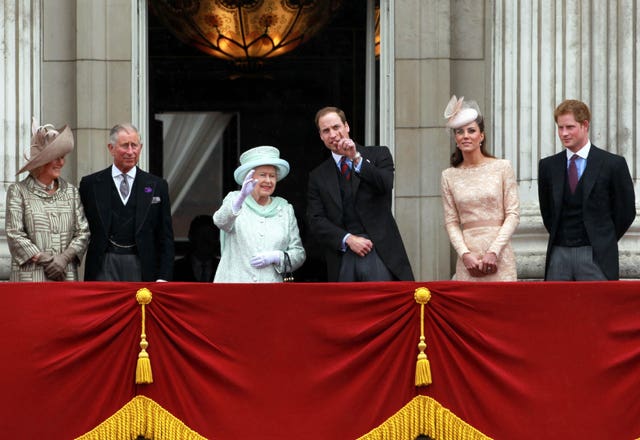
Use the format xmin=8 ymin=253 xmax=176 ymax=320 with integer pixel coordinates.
xmin=443 ymin=95 xmax=481 ymax=129
xmin=17 ymin=118 xmax=74 ymax=175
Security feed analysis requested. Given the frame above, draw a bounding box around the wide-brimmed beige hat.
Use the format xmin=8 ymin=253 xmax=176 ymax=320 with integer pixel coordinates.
xmin=233 ymin=146 xmax=290 ymax=185
xmin=17 ymin=118 xmax=74 ymax=175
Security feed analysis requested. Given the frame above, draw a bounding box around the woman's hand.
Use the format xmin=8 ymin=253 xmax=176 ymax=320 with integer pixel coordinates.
xmin=232 ymin=170 xmax=257 ymax=213
xmin=462 ymin=252 xmax=486 ymax=277
xmin=250 ymin=250 xmax=282 ymax=268
xmin=480 ymin=252 xmax=498 ymax=275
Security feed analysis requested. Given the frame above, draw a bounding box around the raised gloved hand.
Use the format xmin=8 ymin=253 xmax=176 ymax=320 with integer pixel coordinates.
xmin=43 ymin=249 xmax=74 ymax=281
xmin=232 ymin=170 xmax=257 ymax=214
xmin=250 ymin=250 xmax=283 ymax=268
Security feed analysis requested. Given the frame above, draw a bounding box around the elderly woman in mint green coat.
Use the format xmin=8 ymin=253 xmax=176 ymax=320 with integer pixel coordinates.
xmin=213 ymin=146 xmax=305 ymax=283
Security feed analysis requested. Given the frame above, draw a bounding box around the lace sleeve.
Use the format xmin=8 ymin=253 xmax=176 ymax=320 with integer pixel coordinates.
xmin=441 ymin=171 xmax=471 ymax=257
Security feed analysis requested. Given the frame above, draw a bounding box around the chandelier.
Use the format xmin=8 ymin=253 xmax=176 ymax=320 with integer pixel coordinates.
xmin=150 ymin=0 xmax=343 ymax=66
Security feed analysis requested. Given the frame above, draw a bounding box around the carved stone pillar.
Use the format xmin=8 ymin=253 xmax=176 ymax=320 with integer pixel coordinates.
xmin=0 ymin=0 xmax=41 ymax=279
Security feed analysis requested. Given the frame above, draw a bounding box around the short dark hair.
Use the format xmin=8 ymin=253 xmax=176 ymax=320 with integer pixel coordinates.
xmin=314 ymin=107 xmax=347 ymax=129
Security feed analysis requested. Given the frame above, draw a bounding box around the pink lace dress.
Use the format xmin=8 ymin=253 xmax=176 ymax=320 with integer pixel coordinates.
xmin=441 ymin=159 xmax=520 ymax=281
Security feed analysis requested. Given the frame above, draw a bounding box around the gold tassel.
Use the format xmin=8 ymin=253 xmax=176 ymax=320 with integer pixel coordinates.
xmin=414 ymin=287 xmax=432 ymax=387
xmin=135 ymin=288 xmax=153 ymax=384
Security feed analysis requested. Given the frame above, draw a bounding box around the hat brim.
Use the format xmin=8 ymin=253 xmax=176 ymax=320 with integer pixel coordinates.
xmin=17 ymin=125 xmax=74 ymax=175
xmin=446 ymin=108 xmax=479 ymax=129
xmin=234 ymin=158 xmax=290 ymax=185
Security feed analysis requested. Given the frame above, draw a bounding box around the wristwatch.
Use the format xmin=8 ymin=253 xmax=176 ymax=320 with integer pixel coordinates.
xmin=353 ymin=151 xmax=362 ymax=164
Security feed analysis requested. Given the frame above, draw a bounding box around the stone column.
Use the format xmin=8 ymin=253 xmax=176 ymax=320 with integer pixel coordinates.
xmin=74 ymin=0 xmax=140 ymax=179
xmin=491 ymin=0 xmax=640 ymax=279
xmin=393 ymin=0 xmax=456 ymax=281
xmin=0 ymin=0 xmax=41 ymax=279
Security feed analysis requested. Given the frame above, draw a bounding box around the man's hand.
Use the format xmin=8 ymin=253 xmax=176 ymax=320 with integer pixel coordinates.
xmin=346 ymin=235 xmax=373 ymax=257
xmin=337 ymin=138 xmax=357 ymax=159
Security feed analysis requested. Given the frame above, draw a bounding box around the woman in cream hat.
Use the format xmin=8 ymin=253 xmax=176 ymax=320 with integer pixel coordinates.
xmin=5 ymin=119 xmax=90 ymax=281
xmin=213 ymin=145 xmax=305 ymax=282
xmin=440 ymin=96 xmax=520 ymax=281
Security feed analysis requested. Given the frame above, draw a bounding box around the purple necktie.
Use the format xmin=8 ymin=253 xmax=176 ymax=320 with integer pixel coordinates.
xmin=568 ymin=154 xmax=579 ymax=194
xmin=340 ymin=156 xmax=351 ymax=180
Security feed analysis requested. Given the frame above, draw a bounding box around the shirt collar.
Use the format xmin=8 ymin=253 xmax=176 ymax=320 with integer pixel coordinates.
xmin=566 ymin=140 xmax=591 ymax=160
xmin=331 ymin=151 xmax=348 ymax=166
xmin=111 ymin=165 xmax=137 ymax=179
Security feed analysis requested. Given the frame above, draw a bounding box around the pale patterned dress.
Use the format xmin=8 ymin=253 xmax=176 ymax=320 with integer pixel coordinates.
xmin=440 ymin=159 xmax=520 ymax=281
xmin=213 ymin=191 xmax=306 ymax=283
xmin=5 ymin=175 xmax=90 ymax=281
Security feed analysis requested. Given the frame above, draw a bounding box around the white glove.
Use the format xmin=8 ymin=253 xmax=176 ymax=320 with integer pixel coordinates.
xmin=232 ymin=170 xmax=257 ymax=213
xmin=250 ymin=250 xmax=282 ymax=268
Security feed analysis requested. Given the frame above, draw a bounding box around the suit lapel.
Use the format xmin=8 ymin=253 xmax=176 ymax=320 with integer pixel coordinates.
xmin=321 ymin=158 xmax=342 ymax=209
xmin=135 ymin=168 xmax=156 ymax=233
xmin=581 ymin=145 xmax=603 ymax=200
xmin=550 ymin=152 xmax=567 ymax=211
xmin=95 ymin=168 xmax=113 ymax=234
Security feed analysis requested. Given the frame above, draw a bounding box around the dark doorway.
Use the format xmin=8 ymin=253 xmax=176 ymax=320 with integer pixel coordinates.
xmin=148 ymin=3 xmax=369 ymax=281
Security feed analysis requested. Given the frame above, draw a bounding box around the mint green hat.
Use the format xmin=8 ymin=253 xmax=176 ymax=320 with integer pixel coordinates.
xmin=233 ymin=146 xmax=290 ymax=185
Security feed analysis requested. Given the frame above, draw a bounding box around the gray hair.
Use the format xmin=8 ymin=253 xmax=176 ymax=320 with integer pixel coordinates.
xmin=109 ymin=123 xmax=141 ymax=145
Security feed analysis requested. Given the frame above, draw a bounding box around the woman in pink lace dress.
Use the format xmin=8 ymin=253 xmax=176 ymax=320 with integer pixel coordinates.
xmin=440 ymin=96 xmax=520 ymax=281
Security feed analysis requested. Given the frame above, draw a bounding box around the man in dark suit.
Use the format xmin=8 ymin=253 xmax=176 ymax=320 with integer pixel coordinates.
xmin=79 ymin=123 xmax=174 ymax=281
xmin=306 ymin=106 xmax=414 ymax=282
xmin=538 ymin=99 xmax=635 ymax=280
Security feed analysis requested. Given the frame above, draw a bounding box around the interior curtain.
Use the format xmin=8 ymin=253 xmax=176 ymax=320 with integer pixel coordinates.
xmin=156 ymin=112 xmax=233 ymax=214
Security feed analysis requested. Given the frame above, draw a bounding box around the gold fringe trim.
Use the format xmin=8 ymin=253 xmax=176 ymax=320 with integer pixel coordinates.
xmin=357 ymin=395 xmax=493 ymax=440
xmin=414 ymin=287 xmax=432 ymax=386
xmin=136 ymin=288 xmax=153 ymax=384
xmin=75 ymin=395 xmax=207 ymax=440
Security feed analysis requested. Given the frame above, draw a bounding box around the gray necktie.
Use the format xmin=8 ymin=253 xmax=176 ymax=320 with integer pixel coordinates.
xmin=119 ymin=173 xmax=130 ymax=198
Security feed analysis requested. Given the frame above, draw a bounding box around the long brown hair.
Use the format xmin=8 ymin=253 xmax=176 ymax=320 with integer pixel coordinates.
xmin=449 ymin=115 xmax=494 ymax=167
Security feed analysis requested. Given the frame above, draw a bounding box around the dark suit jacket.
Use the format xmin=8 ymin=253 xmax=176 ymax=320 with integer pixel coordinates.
xmin=306 ymin=145 xmax=414 ymax=281
xmin=79 ymin=166 xmax=175 ymax=281
xmin=538 ymin=145 xmax=636 ymax=280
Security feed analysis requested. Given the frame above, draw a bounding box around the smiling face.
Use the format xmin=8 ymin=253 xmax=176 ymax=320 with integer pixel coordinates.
xmin=556 ymin=113 xmax=589 ymax=153
xmin=36 ymin=156 xmax=65 ymax=184
xmin=251 ymin=165 xmax=277 ymax=203
xmin=454 ymin=121 xmax=485 ymax=154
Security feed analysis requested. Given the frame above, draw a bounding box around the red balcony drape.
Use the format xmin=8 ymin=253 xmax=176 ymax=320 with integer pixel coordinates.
xmin=0 ymin=281 xmax=639 ymax=439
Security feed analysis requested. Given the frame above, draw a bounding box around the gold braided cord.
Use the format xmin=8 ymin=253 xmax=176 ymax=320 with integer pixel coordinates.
xmin=414 ymin=287 xmax=432 ymax=386
xmin=136 ymin=288 xmax=153 ymax=384
xmin=357 ymin=395 xmax=492 ymax=440
xmin=75 ymin=395 xmax=207 ymax=440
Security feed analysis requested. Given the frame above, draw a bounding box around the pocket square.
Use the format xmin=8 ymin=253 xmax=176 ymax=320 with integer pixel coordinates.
xmin=151 ymin=196 xmax=161 ymax=204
